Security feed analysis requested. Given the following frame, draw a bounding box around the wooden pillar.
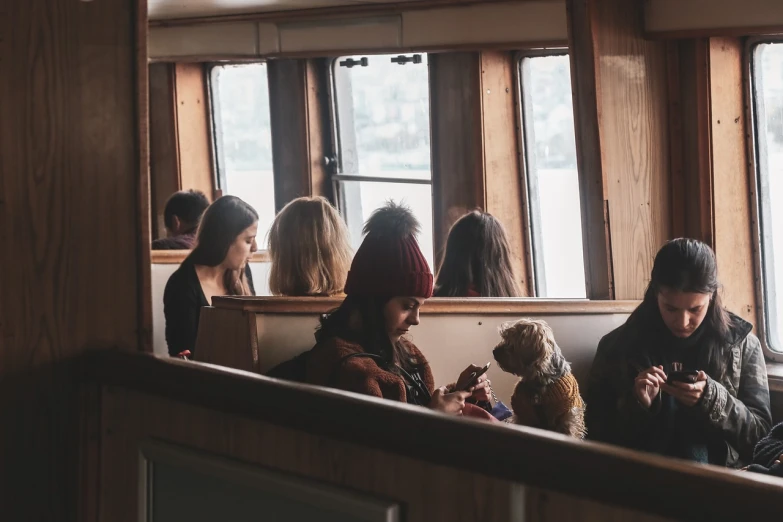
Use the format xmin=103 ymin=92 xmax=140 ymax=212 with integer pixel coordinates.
xmin=149 ymin=63 xmax=180 ymax=240
xmin=0 ymin=0 xmax=147 ymax=518
xmin=709 ymin=38 xmax=757 ymax=327
xmin=567 ymin=0 xmax=672 ymax=300
xmin=268 ymin=58 xmax=330 ymax=212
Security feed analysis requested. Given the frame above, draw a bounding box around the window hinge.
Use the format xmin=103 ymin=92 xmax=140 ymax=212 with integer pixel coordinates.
xmin=391 ymin=54 xmax=422 ymax=65
xmin=339 ymin=57 xmax=368 ymax=68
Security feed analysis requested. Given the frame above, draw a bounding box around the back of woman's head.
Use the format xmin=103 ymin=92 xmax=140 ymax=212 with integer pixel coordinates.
xmin=268 ymin=196 xmax=352 ymax=296
xmin=190 ymin=196 xmax=259 ymax=267
xmin=638 ymin=238 xmax=730 ymax=339
xmin=434 ymin=210 xmax=520 ymax=297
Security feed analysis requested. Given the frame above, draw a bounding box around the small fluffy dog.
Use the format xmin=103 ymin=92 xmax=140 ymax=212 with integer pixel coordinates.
xmin=492 ymin=318 xmax=586 ymax=438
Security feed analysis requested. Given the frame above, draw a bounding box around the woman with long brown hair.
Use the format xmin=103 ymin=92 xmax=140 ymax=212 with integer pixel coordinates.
xmin=267 ymin=196 xmax=352 ymax=296
xmin=586 ymin=238 xmax=771 ymax=467
xmin=434 ymin=210 xmax=520 ymax=297
xmin=163 ymin=196 xmax=258 ymax=357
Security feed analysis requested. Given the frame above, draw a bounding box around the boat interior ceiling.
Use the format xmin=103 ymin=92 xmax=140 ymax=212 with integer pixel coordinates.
xmin=149 ymin=0 xmax=446 ymax=20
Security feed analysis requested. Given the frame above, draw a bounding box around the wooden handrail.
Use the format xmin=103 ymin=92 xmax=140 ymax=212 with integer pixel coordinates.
xmin=211 ymin=295 xmax=641 ymax=314
xmin=151 ymin=250 xmax=271 ymax=264
xmin=82 ymin=350 xmax=783 ymax=520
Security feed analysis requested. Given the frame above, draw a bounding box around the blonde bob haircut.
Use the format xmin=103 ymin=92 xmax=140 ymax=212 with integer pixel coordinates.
xmin=268 ymin=196 xmax=353 ymax=296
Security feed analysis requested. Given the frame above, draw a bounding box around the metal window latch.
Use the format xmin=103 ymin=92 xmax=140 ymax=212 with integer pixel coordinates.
xmin=391 ymin=54 xmax=422 ymax=65
xmin=339 ymin=57 xmax=368 ymax=68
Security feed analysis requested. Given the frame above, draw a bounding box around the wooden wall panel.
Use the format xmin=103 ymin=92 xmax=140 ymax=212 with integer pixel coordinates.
xmin=565 ymin=0 xmax=614 ymax=300
xmin=100 ymin=389 xmax=517 ymax=522
xmin=429 ymin=52 xmax=485 ymax=264
xmin=709 ymin=37 xmax=757 ymax=326
xmin=100 ymin=388 xmax=678 ymax=522
xmin=568 ymin=0 xmax=672 ymax=300
xmin=306 ymin=59 xmax=332 ymax=200
xmin=268 ymin=59 xmax=308 ymax=211
xmin=480 ymin=51 xmax=532 ymax=296
xmin=149 ymin=63 xmax=180 ymax=240
xmin=0 ymin=0 xmax=144 ymax=518
xmin=174 ymin=63 xmax=214 ymax=197
xmin=596 ymin=0 xmax=671 ymax=300
xmin=668 ymin=39 xmax=714 ymax=244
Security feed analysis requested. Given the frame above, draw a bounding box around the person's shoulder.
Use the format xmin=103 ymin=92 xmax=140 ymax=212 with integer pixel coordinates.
xmin=164 ymin=259 xmax=197 ymax=295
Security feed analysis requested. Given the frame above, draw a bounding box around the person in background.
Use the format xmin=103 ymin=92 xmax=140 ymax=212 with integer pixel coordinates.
xmin=152 ymin=190 xmax=210 ymax=250
xmin=746 ymin=422 xmax=783 ymax=477
xmin=163 ymin=196 xmax=258 ymax=358
xmin=304 ymin=201 xmax=494 ymax=419
xmin=434 ymin=210 xmax=521 ymax=297
xmin=586 ymin=238 xmax=771 ymax=467
xmin=268 ymin=196 xmax=352 ymax=296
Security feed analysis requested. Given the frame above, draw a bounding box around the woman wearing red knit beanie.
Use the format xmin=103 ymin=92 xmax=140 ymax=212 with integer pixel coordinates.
xmin=305 ymin=201 xmax=493 ymax=417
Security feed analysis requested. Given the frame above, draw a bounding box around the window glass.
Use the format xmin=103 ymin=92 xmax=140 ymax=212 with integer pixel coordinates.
xmin=210 ymin=63 xmax=275 ymax=241
xmin=751 ymin=42 xmax=783 ymax=352
xmin=332 ymin=54 xmax=434 ymax=267
xmin=520 ymin=54 xmax=586 ymax=298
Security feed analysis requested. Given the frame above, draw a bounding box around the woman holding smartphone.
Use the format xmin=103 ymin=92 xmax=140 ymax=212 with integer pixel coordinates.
xmin=304 ymin=202 xmax=493 ymax=418
xmin=586 ymin=239 xmax=771 ymax=467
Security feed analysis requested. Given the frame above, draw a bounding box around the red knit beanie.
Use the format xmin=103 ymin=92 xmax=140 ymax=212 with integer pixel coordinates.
xmin=344 ymin=202 xmax=433 ymax=298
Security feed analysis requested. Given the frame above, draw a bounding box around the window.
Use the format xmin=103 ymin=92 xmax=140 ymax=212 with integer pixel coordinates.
xmin=519 ymin=53 xmax=586 ymax=298
xmin=750 ymin=42 xmax=783 ymax=354
xmin=330 ymin=54 xmax=434 ymax=268
xmin=209 ymin=63 xmax=275 ymax=242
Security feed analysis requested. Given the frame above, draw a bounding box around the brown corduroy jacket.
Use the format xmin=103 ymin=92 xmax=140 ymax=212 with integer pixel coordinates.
xmin=305 ymin=336 xmax=435 ymax=402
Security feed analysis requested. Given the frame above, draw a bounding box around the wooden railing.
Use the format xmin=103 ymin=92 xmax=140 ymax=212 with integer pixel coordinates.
xmin=211 ymin=296 xmax=641 ymax=314
xmin=82 ymin=350 xmax=783 ymax=521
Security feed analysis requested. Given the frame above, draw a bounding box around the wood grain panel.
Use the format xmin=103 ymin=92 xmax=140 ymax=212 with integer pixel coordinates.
xmin=174 ymin=63 xmax=215 ymax=197
xmin=709 ymin=37 xmax=757 ymax=327
xmin=268 ymin=59 xmax=318 ymax=210
xmin=565 ymin=0 xmax=613 ymax=300
xmin=596 ymin=0 xmax=671 ymax=300
xmin=151 ymin=249 xmax=271 ymax=264
xmin=480 ymin=51 xmax=531 ymax=296
xmin=86 ymin=352 xmax=783 ymax=521
xmin=429 ymin=52 xmax=485 ymax=263
xmin=211 ymin=295 xmax=640 ymax=314
xmin=306 ymin=58 xmax=332 ymax=199
xmin=0 ymin=0 xmax=144 ymax=517
xmin=193 ymin=306 xmax=259 ymax=371
xmin=138 ymin=0 xmax=153 ymax=354
xmin=525 ymin=488 xmax=673 ymax=522
xmin=668 ymin=39 xmax=714 ymax=244
xmin=149 ymin=63 xmax=180 ymax=240
xmin=568 ymin=0 xmax=672 ymax=300
xmin=100 ymin=388 xmax=517 ymax=522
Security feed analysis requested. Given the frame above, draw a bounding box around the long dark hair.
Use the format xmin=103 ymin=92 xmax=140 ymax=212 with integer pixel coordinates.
xmin=316 ymin=295 xmax=424 ymax=374
xmin=631 ymin=238 xmax=731 ymax=344
xmin=434 ymin=210 xmax=521 ymax=297
xmin=187 ymin=196 xmax=259 ymax=295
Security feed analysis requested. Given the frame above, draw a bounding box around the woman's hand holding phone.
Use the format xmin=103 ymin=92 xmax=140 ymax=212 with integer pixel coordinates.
xmin=429 ymin=387 xmax=471 ymax=415
xmin=455 ymin=363 xmax=492 ymax=402
xmin=661 ymin=371 xmax=708 ymax=407
xmin=634 ymin=365 xmax=667 ymax=409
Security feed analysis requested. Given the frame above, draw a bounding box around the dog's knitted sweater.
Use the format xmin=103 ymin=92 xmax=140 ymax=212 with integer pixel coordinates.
xmin=511 ymin=373 xmax=585 ymax=431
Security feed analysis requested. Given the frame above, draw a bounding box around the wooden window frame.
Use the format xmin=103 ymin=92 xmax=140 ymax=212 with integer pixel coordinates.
xmin=206 ymin=60 xmax=275 ymax=257
xmin=744 ymin=35 xmax=783 ymax=362
xmin=513 ymin=47 xmax=586 ymax=298
xmin=325 ymin=52 xmax=434 ymax=250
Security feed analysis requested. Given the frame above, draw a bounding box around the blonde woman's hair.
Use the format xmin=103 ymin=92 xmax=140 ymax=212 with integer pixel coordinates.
xmin=268 ymin=196 xmax=352 ymax=296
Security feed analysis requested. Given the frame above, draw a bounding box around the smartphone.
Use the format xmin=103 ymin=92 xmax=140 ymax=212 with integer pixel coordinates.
xmin=667 ymin=371 xmax=699 ymax=384
xmin=461 ymin=362 xmax=491 ymax=391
